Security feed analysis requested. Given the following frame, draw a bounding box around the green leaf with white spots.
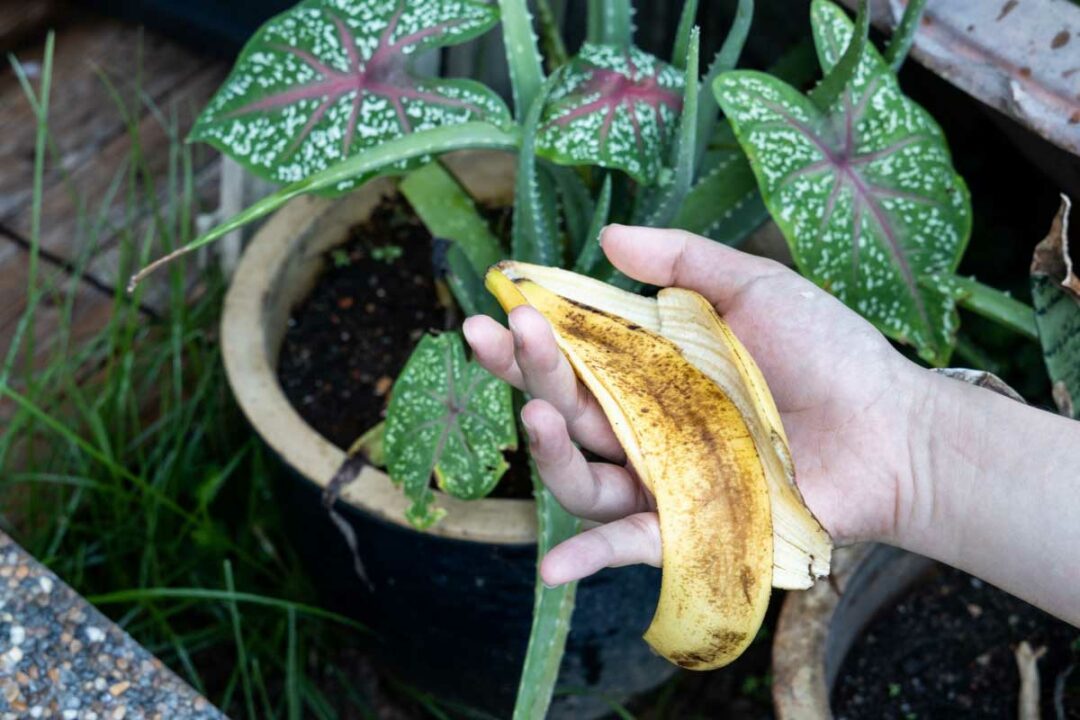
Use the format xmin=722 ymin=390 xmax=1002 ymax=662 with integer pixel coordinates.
xmin=713 ymin=0 xmax=971 ymax=364
xmin=384 ymin=333 xmax=516 ymax=528
xmin=536 ymin=43 xmax=685 ymax=186
xmin=1031 ymin=196 xmax=1080 ymax=419
xmin=189 ymin=0 xmax=510 ymax=194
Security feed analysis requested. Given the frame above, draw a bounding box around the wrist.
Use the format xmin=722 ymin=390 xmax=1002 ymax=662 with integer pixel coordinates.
xmin=883 ymin=364 xmax=982 ymax=555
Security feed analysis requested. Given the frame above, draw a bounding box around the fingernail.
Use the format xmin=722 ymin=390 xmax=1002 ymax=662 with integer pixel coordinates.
xmin=508 ymin=315 xmax=525 ymax=349
xmin=542 ymin=580 xmax=561 ymax=590
xmin=521 ymin=413 xmax=537 ymax=446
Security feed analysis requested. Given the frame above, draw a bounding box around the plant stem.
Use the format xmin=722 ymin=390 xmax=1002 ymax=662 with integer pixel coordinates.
xmin=951 ymin=275 xmax=1038 ymax=341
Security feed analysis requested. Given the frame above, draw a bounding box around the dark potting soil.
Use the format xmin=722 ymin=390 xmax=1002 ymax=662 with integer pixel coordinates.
xmin=277 ymin=196 xmax=533 ymax=498
xmin=833 ymin=565 xmax=1080 ymax=720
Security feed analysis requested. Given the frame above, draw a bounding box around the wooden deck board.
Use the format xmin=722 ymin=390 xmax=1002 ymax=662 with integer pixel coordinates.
xmin=0 ymin=14 xmax=227 ymax=379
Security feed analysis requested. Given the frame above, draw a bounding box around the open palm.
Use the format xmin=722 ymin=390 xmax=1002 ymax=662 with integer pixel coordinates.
xmin=463 ymin=225 xmax=917 ymax=586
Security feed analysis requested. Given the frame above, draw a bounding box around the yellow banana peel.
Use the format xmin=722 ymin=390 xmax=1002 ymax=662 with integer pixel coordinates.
xmin=485 ymin=261 xmax=832 ymax=670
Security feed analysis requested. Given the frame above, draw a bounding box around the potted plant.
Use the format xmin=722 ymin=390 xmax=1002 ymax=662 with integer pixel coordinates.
xmin=131 ymin=0 xmax=1062 ymax=715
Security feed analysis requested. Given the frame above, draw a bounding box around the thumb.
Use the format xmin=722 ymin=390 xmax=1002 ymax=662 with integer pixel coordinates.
xmin=601 ymin=225 xmax=783 ymax=310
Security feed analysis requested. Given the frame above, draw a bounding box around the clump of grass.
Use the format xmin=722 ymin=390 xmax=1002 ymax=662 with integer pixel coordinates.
xmin=0 ymin=34 xmax=380 ymax=719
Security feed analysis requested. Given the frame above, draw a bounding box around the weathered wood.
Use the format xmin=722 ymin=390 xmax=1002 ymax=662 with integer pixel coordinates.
xmin=837 ymin=0 xmax=1080 ymax=157
xmin=0 ymin=18 xmax=223 ymax=237
xmin=0 ymin=0 xmax=67 ymax=55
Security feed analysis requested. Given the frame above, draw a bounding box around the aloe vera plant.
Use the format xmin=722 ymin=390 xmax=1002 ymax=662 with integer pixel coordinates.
xmin=132 ymin=0 xmax=1047 ymax=713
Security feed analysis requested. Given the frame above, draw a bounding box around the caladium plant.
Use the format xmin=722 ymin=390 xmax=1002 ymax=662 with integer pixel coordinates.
xmin=132 ymin=0 xmax=1048 ymax=713
xmin=715 ymin=0 xmax=971 ymax=364
xmin=190 ymin=0 xmax=510 ymax=193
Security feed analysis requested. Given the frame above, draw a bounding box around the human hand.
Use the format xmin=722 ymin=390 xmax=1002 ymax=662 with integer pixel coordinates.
xmin=463 ymin=225 xmax=925 ymax=587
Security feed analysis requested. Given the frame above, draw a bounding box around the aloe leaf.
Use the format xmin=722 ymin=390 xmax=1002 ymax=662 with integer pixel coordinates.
xmin=537 ymin=44 xmax=684 ymax=186
xmin=808 ymin=0 xmax=868 ymax=112
xmin=511 ymin=461 xmax=580 ymax=720
xmin=713 ymin=0 xmax=972 ymax=364
xmin=694 ymin=0 xmax=753 ymax=169
xmin=498 ymin=0 xmax=546 ymax=119
xmin=190 ymin=0 xmax=509 ymax=193
xmin=574 ymin=174 xmax=613 ymax=276
xmin=446 ymin=243 xmax=505 ymax=321
xmin=586 ymin=0 xmax=634 ymax=48
xmin=131 ymin=121 xmax=518 ymax=288
xmin=399 ymin=161 xmax=504 ymax=275
xmin=648 ymin=28 xmax=700 ymax=229
xmin=883 ymin=0 xmax=928 ymax=72
xmin=548 ymin=165 xmax=595 ymax=256
xmin=535 ymin=0 xmax=569 ymax=71
xmin=513 ymin=73 xmax=563 ymax=265
xmin=671 ymin=0 xmax=699 ymax=69
xmin=1031 ymin=196 xmax=1080 ymax=418
xmin=384 ymin=333 xmax=516 ymax=528
xmin=674 ymin=128 xmax=767 ymax=245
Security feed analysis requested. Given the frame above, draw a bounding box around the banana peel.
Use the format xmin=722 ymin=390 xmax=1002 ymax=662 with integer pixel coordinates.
xmin=485 ymin=261 xmax=832 ymax=670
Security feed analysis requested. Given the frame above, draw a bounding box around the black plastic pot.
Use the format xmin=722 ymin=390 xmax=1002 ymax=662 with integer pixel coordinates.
xmin=220 ymin=153 xmax=676 ymax=718
xmin=279 ymin=461 xmax=669 ymax=718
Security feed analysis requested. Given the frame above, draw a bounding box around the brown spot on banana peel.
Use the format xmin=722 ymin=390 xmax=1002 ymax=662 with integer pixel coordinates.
xmin=487 ymin=268 xmax=773 ymax=671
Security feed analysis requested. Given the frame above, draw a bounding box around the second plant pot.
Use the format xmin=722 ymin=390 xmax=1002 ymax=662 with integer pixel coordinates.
xmin=220 ymin=151 xmax=676 ymax=718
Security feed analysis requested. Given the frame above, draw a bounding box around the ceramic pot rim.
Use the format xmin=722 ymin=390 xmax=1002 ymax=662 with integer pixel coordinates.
xmin=220 ymin=152 xmax=537 ymax=545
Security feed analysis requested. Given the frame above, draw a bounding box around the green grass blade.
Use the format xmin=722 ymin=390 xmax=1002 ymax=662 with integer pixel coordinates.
xmin=87 ymin=588 xmax=368 ymax=633
xmin=884 ymin=0 xmax=928 ymax=72
xmin=511 ymin=463 xmax=580 ymax=720
xmin=809 ymin=0 xmax=868 ymax=111
xmin=287 ymin=608 xmax=301 ymax=720
xmin=130 ymin=122 xmax=520 ymax=289
xmin=224 ymin=561 xmax=257 ymax=720
xmin=573 ymin=174 xmax=613 ymax=276
xmin=498 ymin=0 xmax=545 ymax=119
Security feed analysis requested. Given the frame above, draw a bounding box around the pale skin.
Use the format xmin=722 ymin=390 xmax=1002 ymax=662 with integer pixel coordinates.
xmin=463 ymin=225 xmax=1080 ymax=626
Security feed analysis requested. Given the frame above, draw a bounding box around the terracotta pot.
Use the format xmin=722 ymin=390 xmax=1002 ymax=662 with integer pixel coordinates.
xmin=771 ymin=544 xmax=936 ymax=718
xmin=220 ymin=151 xmax=675 ymax=718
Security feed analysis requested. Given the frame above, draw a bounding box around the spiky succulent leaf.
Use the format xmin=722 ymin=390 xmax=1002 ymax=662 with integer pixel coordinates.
xmin=511 ymin=461 xmax=580 ymax=720
xmin=189 ymin=0 xmax=510 ymax=194
xmin=675 ymin=133 xmax=767 ymax=245
xmin=513 ymin=73 xmax=563 ymax=265
xmin=384 ymin=333 xmax=516 ymax=528
xmin=536 ymin=43 xmax=684 ymax=186
xmin=586 ymin=0 xmax=634 ymax=48
xmin=713 ymin=0 xmax=971 ymax=364
xmin=574 ymin=174 xmax=613 ymax=276
xmin=648 ymin=28 xmax=699 ymax=229
xmin=498 ymin=0 xmax=545 ymax=119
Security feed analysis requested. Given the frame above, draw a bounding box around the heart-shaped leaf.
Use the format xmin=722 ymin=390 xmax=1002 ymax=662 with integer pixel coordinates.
xmin=384 ymin=333 xmax=516 ymax=528
xmin=190 ymin=0 xmax=510 ymax=193
xmin=536 ymin=43 xmax=684 ymax=186
xmin=714 ymin=0 xmax=972 ymax=364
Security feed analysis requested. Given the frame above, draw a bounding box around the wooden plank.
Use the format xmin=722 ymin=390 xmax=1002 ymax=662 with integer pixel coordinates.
xmin=0 ymin=1 xmax=67 ymax=55
xmin=0 ymin=18 xmax=220 ymax=226
xmin=838 ymin=0 xmax=1080 ymax=157
xmin=0 ymin=61 xmax=225 ymax=271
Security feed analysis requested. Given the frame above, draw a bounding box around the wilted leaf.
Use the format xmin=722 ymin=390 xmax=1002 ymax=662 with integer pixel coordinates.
xmin=190 ymin=0 xmax=510 ymax=193
xmin=536 ymin=43 xmax=684 ymax=185
xmin=714 ymin=0 xmax=971 ymax=364
xmin=384 ymin=333 xmax=516 ymax=527
xmin=1031 ymin=195 xmax=1080 ymax=418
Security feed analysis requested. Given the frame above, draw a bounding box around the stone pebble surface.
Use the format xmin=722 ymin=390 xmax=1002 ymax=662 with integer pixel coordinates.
xmin=0 ymin=532 xmax=225 ymax=720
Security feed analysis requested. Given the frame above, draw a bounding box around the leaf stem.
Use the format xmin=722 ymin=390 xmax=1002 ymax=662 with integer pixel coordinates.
xmin=952 ymin=276 xmax=1038 ymax=341
xmin=884 ymin=0 xmax=928 ymax=72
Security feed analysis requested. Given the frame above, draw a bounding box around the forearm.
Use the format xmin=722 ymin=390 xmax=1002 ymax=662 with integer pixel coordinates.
xmin=891 ymin=368 xmax=1080 ymax=625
